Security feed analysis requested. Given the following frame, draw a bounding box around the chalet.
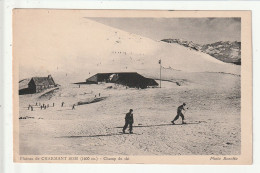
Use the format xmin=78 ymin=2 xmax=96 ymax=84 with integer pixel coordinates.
xmin=86 ymin=72 xmax=158 ymax=89
xmin=28 ymin=75 xmax=56 ymax=93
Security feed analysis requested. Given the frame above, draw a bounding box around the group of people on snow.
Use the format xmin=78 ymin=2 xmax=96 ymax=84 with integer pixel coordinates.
xmin=28 ymin=102 xmax=76 ymax=111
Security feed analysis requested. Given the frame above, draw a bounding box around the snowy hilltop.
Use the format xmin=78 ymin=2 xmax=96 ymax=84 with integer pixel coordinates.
xmin=16 ymin=14 xmax=240 ymax=84
xmin=161 ymin=39 xmax=241 ymax=65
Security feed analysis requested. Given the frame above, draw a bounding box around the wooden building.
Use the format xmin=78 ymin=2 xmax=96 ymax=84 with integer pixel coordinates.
xmin=28 ymin=75 xmax=56 ymax=93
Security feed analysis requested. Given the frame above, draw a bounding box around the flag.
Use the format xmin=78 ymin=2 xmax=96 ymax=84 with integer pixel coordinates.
xmin=159 ymin=60 xmax=161 ymax=64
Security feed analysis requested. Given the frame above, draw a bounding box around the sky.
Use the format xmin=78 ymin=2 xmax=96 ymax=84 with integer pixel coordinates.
xmin=90 ymin=18 xmax=241 ymax=44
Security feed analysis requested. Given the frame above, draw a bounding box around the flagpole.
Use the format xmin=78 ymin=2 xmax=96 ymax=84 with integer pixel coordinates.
xmin=160 ymin=59 xmax=162 ymax=88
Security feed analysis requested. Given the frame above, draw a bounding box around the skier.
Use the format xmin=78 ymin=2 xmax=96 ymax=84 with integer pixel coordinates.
xmin=171 ymin=103 xmax=187 ymax=124
xmin=72 ymin=104 xmax=75 ymax=110
xmin=123 ymin=109 xmax=134 ymax=134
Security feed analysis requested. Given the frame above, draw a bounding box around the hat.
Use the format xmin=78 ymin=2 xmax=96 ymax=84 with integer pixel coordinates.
xmin=183 ymin=103 xmax=186 ymax=106
xmin=130 ymin=109 xmax=133 ymax=112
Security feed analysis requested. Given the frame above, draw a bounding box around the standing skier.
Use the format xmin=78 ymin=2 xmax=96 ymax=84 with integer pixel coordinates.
xmin=123 ymin=109 xmax=134 ymax=134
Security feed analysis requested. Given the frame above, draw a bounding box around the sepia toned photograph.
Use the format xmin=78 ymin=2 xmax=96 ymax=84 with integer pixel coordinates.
xmin=13 ymin=10 xmax=252 ymax=164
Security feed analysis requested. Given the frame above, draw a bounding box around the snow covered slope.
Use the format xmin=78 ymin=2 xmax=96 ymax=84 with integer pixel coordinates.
xmin=14 ymin=11 xmax=240 ymax=84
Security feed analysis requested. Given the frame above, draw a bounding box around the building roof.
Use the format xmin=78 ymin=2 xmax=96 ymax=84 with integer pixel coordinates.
xmin=86 ymin=72 xmax=158 ymax=88
xmin=30 ymin=76 xmax=55 ymax=86
xmin=96 ymin=72 xmax=138 ymax=75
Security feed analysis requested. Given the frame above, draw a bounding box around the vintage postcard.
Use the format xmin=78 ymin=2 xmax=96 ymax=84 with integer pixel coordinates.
xmin=13 ymin=9 xmax=252 ymax=164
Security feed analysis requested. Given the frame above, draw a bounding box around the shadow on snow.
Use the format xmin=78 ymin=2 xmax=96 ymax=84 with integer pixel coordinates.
xmin=58 ymin=133 xmax=141 ymax=138
xmin=57 ymin=122 xmax=201 ymax=138
xmin=115 ymin=122 xmax=200 ymax=128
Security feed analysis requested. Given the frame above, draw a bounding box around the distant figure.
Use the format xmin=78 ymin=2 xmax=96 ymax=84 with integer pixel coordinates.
xmin=123 ymin=109 xmax=134 ymax=134
xmin=72 ymin=104 xmax=75 ymax=110
xmin=28 ymin=105 xmax=30 ymax=110
xmin=53 ymin=103 xmax=55 ymax=107
xmin=171 ymin=103 xmax=187 ymax=124
xmin=31 ymin=106 xmax=33 ymax=111
xmin=36 ymin=102 xmax=38 ymax=106
xmin=61 ymin=102 xmax=64 ymax=107
xmin=44 ymin=105 xmax=46 ymax=109
xmin=43 ymin=104 xmax=45 ymax=108
xmin=47 ymin=104 xmax=49 ymax=108
xmin=95 ymin=95 xmax=96 ymax=98
xmin=79 ymin=85 xmax=80 ymax=88
xmin=99 ymin=93 xmax=100 ymax=97
xmin=41 ymin=105 xmax=43 ymax=110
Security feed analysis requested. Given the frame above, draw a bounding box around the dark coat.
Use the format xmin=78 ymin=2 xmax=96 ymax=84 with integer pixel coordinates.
xmin=125 ymin=112 xmax=134 ymax=124
xmin=177 ymin=105 xmax=185 ymax=114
